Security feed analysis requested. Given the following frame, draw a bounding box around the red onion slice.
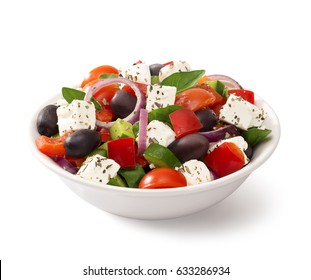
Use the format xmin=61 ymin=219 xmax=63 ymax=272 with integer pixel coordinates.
xmin=137 ymin=108 xmax=148 ymax=155
xmin=210 ymin=169 xmax=219 ymax=181
xmin=208 ymin=74 xmax=243 ymax=90
xmin=84 ymin=78 xmax=146 ymax=128
xmin=199 ymin=125 xmax=240 ymax=142
xmin=54 ymin=157 xmax=78 ymax=174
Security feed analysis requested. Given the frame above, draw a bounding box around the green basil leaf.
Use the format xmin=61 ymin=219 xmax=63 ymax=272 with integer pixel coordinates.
xmin=242 ymin=127 xmax=272 ymax=147
xmin=62 ymin=87 xmax=102 ymax=110
xmin=99 ymin=73 xmax=119 ymax=79
xmin=148 ymin=105 xmax=182 ymax=125
xmin=118 ymin=165 xmax=145 ymax=188
xmin=160 ymin=70 xmax=205 ymax=93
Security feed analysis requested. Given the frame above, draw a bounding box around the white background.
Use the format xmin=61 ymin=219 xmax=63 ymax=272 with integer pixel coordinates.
xmin=0 ymin=0 xmax=310 ymax=279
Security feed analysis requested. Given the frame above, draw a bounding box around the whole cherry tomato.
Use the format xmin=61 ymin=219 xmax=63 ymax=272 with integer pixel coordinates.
xmin=138 ymin=168 xmax=187 ymax=189
xmin=80 ymin=65 xmax=119 ymax=88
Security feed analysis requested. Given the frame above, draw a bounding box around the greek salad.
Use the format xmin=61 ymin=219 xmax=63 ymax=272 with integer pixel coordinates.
xmin=35 ymin=60 xmax=271 ymax=189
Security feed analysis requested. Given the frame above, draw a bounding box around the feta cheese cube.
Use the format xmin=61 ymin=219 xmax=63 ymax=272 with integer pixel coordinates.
xmin=57 ymin=100 xmax=96 ymax=136
xmin=120 ymin=63 xmax=151 ymax=84
xmin=77 ymin=155 xmax=120 ymax=184
xmin=208 ymin=136 xmax=249 ymax=164
xmin=219 ymin=95 xmax=267 ymax=130
xmin=144 ymin=120 xmax=176 ymax=147
xmin=146 ymin=84 xmax=176 ymax=112
xmin=178 ymin=159 xmax=212 ymax=185
xmin=249 ymin=108 xmax=268 ymax=128
xmin=159 ymin=60 xmax=191 ymax=82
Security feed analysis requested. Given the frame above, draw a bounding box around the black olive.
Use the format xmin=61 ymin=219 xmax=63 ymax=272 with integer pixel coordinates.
xmin=36 ymin=105 xmax=59 ymax=136
xmin=168 ymin=134 xmax=209 ymax=163
xmin=244 ymin=144 xmax=253 ymax=159
xmin=110 ymin=90 xmax=137 ymax=118
xmin=195 ymin=108 xmax=218 ymax=132
xmin=149 ymin=63 xmax=164 ymax=76
xmin=64 ymin=129 xmax=101 ymax=157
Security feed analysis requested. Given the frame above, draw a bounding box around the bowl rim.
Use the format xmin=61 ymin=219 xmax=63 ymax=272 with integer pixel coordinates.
xmin=29 ymin=93 xmax=281 ymax=197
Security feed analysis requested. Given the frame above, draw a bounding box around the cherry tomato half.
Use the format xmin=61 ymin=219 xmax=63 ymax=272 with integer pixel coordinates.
xmin=65 ymin=155 xmax=86 ymax=168
xmin=80 ymin=65 xmax=119 ymax=88
xmin=98 ymin=127 xmax=112 ymax=142
xmin=35 ymin=133 xmax=70 ymax=157
xmin=121 ymin=82 xmax=148 ymax=96
xmin=82 ymin=79 xmax=118 ymax=123
xmin=138 ymin=168 xmax=187 ymax=189
xmin=197 ymin=84 xmax=225 ymax=106
xmin=175 ymin=88 xmax=216 ymax=112
xmin=197 ymin=75 xmax=209 ymax=85
xmin=96 ymin=107 xmax=114 ymax=123
xmin=83 ymin=79 xmax=119 ymax=105
xmin=35 ymin=131 xmax=73 ymax=157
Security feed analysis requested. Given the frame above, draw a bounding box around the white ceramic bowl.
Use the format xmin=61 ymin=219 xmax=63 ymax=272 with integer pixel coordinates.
xmin=30 ymin=94 xmax=280 ymax=220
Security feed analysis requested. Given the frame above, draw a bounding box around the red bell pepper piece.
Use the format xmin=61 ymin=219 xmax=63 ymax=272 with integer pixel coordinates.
xmin=162 ymin=61 xmax=173 ymax=66
xmin=228 ymin=89 xmax=255 ymax=104
xmin=204 ymin=142 xmax=245 ymax=177
xmin=169 ymin=108 xmax=202 ymax=138
xmin=107 ymin=137 xmax=136 ymax=168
